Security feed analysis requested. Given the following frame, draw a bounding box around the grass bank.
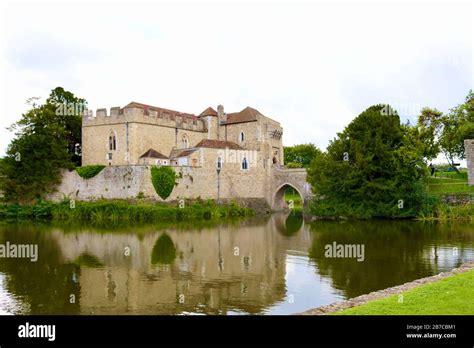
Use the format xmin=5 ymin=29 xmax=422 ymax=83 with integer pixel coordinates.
xmin=417 ymin=202 xmax=474 ymax=221
xmin=335 ymin=269 xmax=474 ymax=315
xmin=0 ymin=199 xmax=254 ymax=224
xmin=426 ymin=170 xmax=474 ymax=196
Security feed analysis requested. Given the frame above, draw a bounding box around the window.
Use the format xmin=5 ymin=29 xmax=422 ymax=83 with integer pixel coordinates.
xmin=181 ymin=134 xmax=189 ymax=148
xmin=217 ymin=157 xmax=222 ymax=170
xmin=108 ymin=153 xmax=113 ymax=160
xmin=108 ymin=132 xmax=117 ymax=151
xmin=239 ymin=132 xmax=245 ymax=142
xmin=241 ymin=157 xmax=248 ymax=170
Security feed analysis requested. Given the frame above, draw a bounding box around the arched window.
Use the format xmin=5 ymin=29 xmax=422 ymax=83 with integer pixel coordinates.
xmin=181 ymin=134 xmax=189 ymax=148
xmin=241 ymin=157 xmax=248 ymax=170
xmin=108 ymin=132 xmax=117 ymax=151
xmin=239 ymin=132 xmax=245 ymax=142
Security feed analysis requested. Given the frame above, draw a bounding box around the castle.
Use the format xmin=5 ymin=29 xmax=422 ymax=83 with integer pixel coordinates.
xmin=51 ymin=102 xmax=312 ymax=210
xmin=82 ymin=102 xmax=284 ymax=168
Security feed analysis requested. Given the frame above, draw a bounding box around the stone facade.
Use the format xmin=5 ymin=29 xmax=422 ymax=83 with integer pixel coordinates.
xmin=56 ymin=101 xmax=312 ymax=209
xmin=49 ymin=162 xmax=311 ymax=210
xmin=82 ymin=102 xmax=284 ymax=167
xmin=465 ymin=139 xmax=474 ymax=186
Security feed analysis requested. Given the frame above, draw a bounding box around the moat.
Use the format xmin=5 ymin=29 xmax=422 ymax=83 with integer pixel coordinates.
xmin=0 ymin=214 xmax=473 ymax=315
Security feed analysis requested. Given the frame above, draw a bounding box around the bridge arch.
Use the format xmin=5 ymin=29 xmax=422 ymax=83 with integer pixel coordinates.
xmin=272 ymin=183 xmax=304 ymax=211
xmin=269 ymin=167 xmax=313 ymax=211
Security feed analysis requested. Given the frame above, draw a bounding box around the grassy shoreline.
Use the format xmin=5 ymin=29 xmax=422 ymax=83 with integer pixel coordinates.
xmin=0 ymin=199 xmax=254 ymax=224
xmin=335 ymin=268 xmax=474 ymax=315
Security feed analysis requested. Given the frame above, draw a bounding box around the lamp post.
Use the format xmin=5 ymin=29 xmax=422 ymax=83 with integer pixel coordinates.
xmin=216 ymin=157 xmax=222 ymax=204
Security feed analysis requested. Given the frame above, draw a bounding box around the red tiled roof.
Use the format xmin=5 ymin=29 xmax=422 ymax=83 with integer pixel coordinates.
xmin=225 ymin=106 xmax=260 ymax=124
xmin=122 ymin=102 xmax=198 ymax=121
xmin=199 ymin=107 xmax=218 ymax=117
xmin=174 ymin=148 xmax=198 ymax=158
xmin=139 ymin=148 xmax=169 ymax=159
xmin=195 ymin=139 xmax=243 ymax=150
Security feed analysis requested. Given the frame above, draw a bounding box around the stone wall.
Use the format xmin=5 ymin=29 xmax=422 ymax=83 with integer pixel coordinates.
xmin=48 ymin=162 xmax=271 ymax=204
xmin=223 ymin=113 xmax=284 ymax=164
xmin=48 ymin=160 xmax=311 ymax=211
xmin=465 ymin=139 xmax=474 ymax=186
xmin=82 ymin=105 xmax=284 ymax=168
xmin=82 ymin=107 xmax=207 ymax=166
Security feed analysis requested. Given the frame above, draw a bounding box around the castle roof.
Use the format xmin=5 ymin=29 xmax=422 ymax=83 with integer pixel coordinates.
xmin=120 ymin=102 xmax=268 ymax=125
xmin=199 ymin=107 xmax=218 ymax=117
xmin=123 ymin=102 xmax=198 ymax=121
xmin=225 ymin=107 xmax=260 ymax=125
xmin=139 ymin=148 xmax=169 ymax=159
xmin=174 ymin=148 xmax=198 ymax=158
xmin=195 ymin=139 xmax=243 ymax=150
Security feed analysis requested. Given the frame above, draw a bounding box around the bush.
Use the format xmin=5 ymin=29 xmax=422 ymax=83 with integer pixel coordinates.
xmin=151 ymin=166 xmax=176 ymax=199
xmin=0 ymin=199 xmax=254 ymax=223
xmin=286 ymin=162 xmax=303 ymax=168
xmin=76 ymin=165 xmax=105 ymax=179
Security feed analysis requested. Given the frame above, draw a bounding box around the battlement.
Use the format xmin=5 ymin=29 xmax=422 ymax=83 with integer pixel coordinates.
xmin=83 ymin=104 xmax=207 ymax=132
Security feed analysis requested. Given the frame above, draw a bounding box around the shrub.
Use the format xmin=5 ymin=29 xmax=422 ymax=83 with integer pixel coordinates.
xmin=151 ymin=166 xmax=176 ymax=200
xmin=76 ymin=165 xmax=105 ymax=179
xmin=286 ymin=162 xmax=303 ymax=168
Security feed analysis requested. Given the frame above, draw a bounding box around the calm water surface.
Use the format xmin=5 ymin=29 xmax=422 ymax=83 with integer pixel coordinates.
xmin=0 ymin=213 xmax=473 ymax=315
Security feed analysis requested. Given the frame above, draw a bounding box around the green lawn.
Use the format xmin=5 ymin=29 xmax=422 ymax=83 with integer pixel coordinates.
xmin=285 ymin=188 xmax=302 ymax=209
xmin=335 ymin=269 xmax=474 ymax=315
xmin=427 ymin=169 xmax=474 ymax=196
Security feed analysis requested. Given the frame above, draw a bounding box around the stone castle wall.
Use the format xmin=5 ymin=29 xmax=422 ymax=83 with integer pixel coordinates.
xmin=48 ymin=155 xmax=273 ymax=207
xmin=82 ymin=106 xmax=208 ymax=166
xmin=465 ymin=139 xmax=474 ymax=186
xmin=48 ymin=160 xmax=311 ymax=210
xmin=75 ymin=103 xmax=304 ymax=208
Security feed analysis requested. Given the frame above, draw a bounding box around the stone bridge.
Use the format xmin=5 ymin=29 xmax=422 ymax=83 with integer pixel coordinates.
xmin=269 ymin=166 xmax=313 ymax=210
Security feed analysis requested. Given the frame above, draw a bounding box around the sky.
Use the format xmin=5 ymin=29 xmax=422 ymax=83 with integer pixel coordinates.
xmin=0 ymin=0 xmax=472 ymax=159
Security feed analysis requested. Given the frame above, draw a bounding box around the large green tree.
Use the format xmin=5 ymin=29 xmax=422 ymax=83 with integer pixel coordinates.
xmin=439 ymin=90 xmax=474 ymax=170
xmin=307 ymin=104 xmax=428 ymax=218
xmin=415 ymin=107 xmax=444 ymax=160
xmin=1 ymin=87 xmax=86 ymax=203
xmin=414 ymin=91 xmax=474 ymax=171
xmin=284 ymin=143 xmax=321 ymax=168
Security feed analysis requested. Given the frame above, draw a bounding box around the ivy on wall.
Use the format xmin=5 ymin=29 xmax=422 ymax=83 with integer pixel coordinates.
xmin=76 ymin=165 xmax=105 ymax=179
xmin=151 ymin=166 xmax=176 ymax=200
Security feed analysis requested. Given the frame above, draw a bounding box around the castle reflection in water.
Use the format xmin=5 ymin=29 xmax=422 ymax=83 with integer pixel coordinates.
xmin=0 ymin=214 xmax=473 ymax=315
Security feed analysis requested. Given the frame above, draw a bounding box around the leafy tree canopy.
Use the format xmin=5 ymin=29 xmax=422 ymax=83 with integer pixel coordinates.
xmin=415 ymin=90 xmax=474 ymax=171
xmin=284 ymin=143 xmax=321 ymax=168
xmin=308 ymin=104 xmax=429 ymax=218
xmin=1 ymin=87 xmax=86 ymax=203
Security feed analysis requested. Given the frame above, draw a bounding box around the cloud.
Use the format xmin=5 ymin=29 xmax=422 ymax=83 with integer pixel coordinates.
xmin=0 ymin=1 xmax=472 ymax=156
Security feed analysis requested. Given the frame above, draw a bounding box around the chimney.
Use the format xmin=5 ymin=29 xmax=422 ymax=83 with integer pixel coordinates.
xmin=217 ymin=104 xmax=226 ymax=123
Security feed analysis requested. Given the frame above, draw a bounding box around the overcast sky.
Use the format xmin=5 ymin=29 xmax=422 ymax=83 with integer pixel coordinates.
xmin=0 ymin=0 xmax=472 ymax=158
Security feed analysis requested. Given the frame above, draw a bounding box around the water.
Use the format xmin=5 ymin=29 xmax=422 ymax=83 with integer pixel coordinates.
xmin=0 ymin=214 xmax=473 ymax=315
